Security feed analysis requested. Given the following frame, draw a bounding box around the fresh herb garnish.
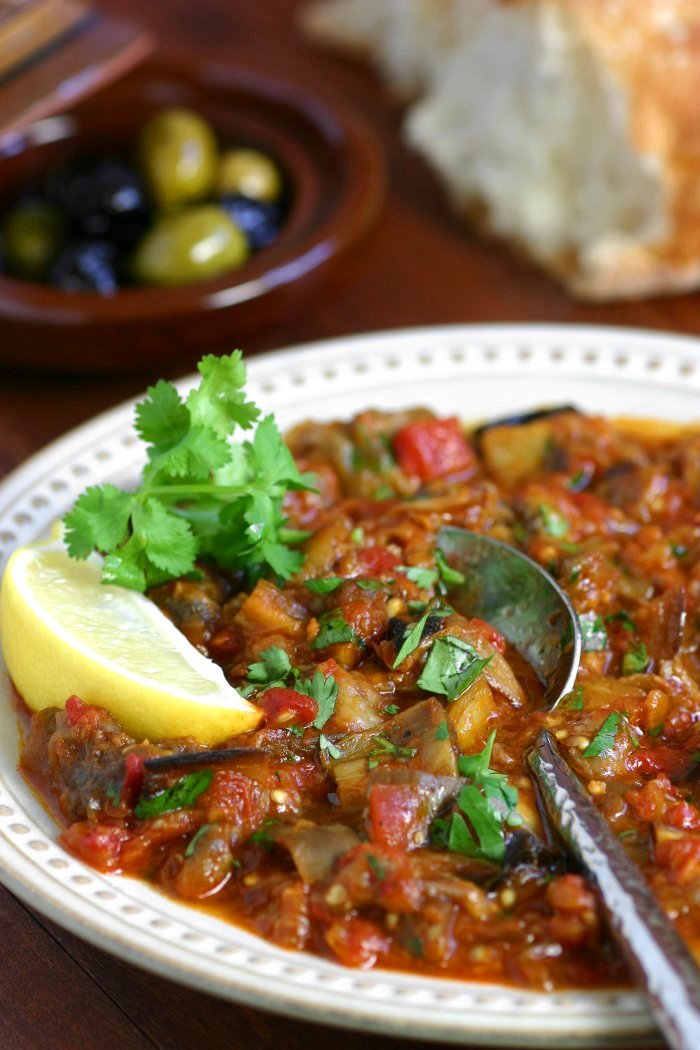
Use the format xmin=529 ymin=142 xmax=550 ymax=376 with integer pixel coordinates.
xmin=392 ymin=610 xmax=431 ymax=667
xmin=648 ymin=724 xmax=664 ymax=739
xmin=318 ymin=733 xmax=341 ymax=759
xmin=622 ymin=642 xmax=649 ymax=675
xmin=245 ymin=646 xmax=293 ymax=686
xmin=357 ymin=579 xmax=383 ymax=592
xmin=399 ymin=565 xmax=439 ymax=589
xmin=539 ymin=504 xmax=569 ymax=539
xmin=367 ymin=733 xmax=417 ymax=770
xmin=434 ymin=721 xmax=450 ymax=740
xmin=432 ymin=732 xmax=521 ymax=864
xmin=417 ymin=635 xmax=491 ymax=701
xmin=185 ymin=823 xmax=211 ymax=857
xmin=577 ymin=612 xmax=609 ymax=651
xmin=383 ymin=703 xmax=400 ymax=716
xmin=606 ymin=610 xmax=637 ymax=633
xmin=296 ymin=670 xmax=339 ymax=730
xmin=582 ymin=712 xmax=621 ymax=758
xmin=312 ymin=612 xmax=355 ymax=649
xmin=249 ymin=822 xmax=277 ymax=850
xmin=671 ymin=543 xmax=688 ymax=560
xmin=63 ymin=352 xmax=311 ymax=591
xmin=366 ymin=853 xmax=386 ymax=880
xmin=305 ymin=576 xmax=345 ymax=594
xmin=566 ymin=685 xmax=584 ymax=710
xmin=435 ymin=549 xmax=465 ymax=587
xmin=134 ymin=769 xmax=213 ymax=820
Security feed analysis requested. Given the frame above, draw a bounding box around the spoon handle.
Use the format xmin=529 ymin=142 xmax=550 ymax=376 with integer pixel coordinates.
xmin=529 ymin=729 xmax=700 ymax=1050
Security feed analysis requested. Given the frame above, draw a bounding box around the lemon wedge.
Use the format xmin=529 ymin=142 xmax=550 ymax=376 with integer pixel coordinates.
xmin=0 ymin=543 xmax=262 ymax=745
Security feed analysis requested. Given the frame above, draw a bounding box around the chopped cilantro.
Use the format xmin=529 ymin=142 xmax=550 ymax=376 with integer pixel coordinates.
xmin=305 ymin=576 xmax=345 ymax=594
xmin=318 ymin=733 xmax=341 ymax=759
xmin=368 ymin=734 xmax=417 ymax=768
xmin=566 ymin=685 xmax=584 ymax=711
xmin=366 ymin=853 xmax=386 ymax=880
xmin=383 ymin=703 xmax=400 ymax=716
xmin=312 ymin=612 xmax=355 ymax=649
xmin=417 ymin=635 xmax=491 ymax=701
xmin=578 ymin=612 xmax=609 ymax=651
xmin=296 ymin=671 xmax=338 ymax=730
xmin=432 ymin=732 xmax=521 ymax=864
xmin=618 ymin=829 xmax=638 ymax=841
xmin=434 ymin=721 xmax=450 ymax=740
xmin=622 ymin=642 xmax=649 ymax=675
xmin=582 ymin=712 xmax=621 ymax=758
xmin=435 ymin=549 xmax=466 ymax=587
xmin=647 ymin=724 xmax=664 ymax=739
xmin=246 ymin=646 xmax=293 ymax=686
xmin=539 ymin=504 xmax=569 ymax=538
xmin=185 ymin=824 xmax=211 ymax=858
xmin=399 ymin=564 xmax=439 ymax=589
xmin=63 ymin=351 xmax=311 ymax=591
xmin=249 ymin=824 xmax=276 ymax=850
xmin=357 ymin=579 xmax=383 ymax=592
xmin=350 ymin=526 xmax=364 ymax=545
xmin=134 ymin=770 xmax=213 ymax=820
xmin=606 ymin=610 xmax=637 ymax=633
xmin=392 ymin=610 xmax=431 ymax=668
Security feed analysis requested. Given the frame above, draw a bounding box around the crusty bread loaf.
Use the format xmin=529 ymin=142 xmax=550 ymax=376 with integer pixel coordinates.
xmin=303 ymin=0 xmax=700 ymax=301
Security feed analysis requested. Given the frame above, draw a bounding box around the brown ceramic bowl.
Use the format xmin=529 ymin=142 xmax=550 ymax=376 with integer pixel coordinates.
xmin=0 ymin=58 xmax=385 ymax=374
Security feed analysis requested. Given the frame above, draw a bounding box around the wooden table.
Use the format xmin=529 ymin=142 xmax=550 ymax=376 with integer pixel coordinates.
xmin=0 ymin=1 xmax=691 ymax=1046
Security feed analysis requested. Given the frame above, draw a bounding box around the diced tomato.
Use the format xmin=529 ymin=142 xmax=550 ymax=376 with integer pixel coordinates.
xmin=626 ymin=747 xmax=693 ymax=781
xmin=120 ymin=752 xmax=145 ymax=807
xmin=60 ymin=821 xmax=128 ymax=872
xmin=207 ymin=627 xmax=243 ymax=662
xmin=368 ymin=783 xmax=424 ymax=851
xmin=202 ymin=770 xmax=269 ymax=831
xmin=64 ymin=694 xmax=86 ymax=726
xmin=656 ymin=837 xmax=700 ymax=886
xmin=393 ymin=417 xmax=475 ymax=482
xmin=259 ymin=687 xmax=318 ymax=728
xmin=467 ymin=618 xmax=507 ymax=654
xmin=354 ymin=546 xmax=400 ymax=576
xmin=667 ymin=801 xmax=700 ymax=831
xmin=324 ymin=917 xmax=390 ymax=969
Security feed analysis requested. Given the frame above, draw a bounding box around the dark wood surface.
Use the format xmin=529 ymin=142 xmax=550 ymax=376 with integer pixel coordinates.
xmin=0 ymin=1 xmax=690 ymax=1046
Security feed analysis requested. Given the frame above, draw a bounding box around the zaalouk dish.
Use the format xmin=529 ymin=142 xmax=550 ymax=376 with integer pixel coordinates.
xmin=12 ymin=354 xmax=700 ymax=990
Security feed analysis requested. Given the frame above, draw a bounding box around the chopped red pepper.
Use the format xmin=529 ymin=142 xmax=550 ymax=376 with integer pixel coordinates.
xmin=324 ymin=916 xmax=390 ymax=969
xmin=259 ymin=687 xmax=318 ymax=728
xmin=393 ymin=417 xmax=475 ymax=482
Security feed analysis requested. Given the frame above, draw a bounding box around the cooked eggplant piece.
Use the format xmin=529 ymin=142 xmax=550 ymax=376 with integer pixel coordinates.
xmin=273 ymin=820 xmax=360 ymax=882
xmin=473 ymin=406 xmax=579 ymax=444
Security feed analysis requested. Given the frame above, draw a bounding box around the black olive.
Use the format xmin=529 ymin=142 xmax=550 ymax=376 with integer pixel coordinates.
xmin=219 ymin=193 xmax=283 ymax=250
xmin=45 ymin=155 xmax=152 ymax=249
xmin=473 ymin=405 xmax=579 ymax=446
xmin=49 ymin=240 xmax=119 ymax=294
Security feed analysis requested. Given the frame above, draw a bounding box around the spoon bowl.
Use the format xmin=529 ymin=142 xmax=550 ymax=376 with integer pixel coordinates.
xmin=437 ymin=527 xmax=581 ymax=707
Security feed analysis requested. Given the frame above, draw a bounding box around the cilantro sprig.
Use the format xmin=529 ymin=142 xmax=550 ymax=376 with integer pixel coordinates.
xmin=134 ymin=769 xmax=212 ymax=820
xmin=63 ymin=352 xmax=311 ymax=591
xmin=417 ymin=636 xmax=491 ymax=701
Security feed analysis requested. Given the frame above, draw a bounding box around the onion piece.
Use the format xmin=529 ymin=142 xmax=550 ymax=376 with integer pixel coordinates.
xmin=273 ymin=820 xmax=360 ymax=883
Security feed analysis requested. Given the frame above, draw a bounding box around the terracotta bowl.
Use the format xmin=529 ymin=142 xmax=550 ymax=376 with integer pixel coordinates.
xmin=0 ymin=58 xmax=385 ymax=374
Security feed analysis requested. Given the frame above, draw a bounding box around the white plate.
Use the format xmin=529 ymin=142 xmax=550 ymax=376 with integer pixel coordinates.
xmin=4 ymin=322 xmax=699 ymax=1049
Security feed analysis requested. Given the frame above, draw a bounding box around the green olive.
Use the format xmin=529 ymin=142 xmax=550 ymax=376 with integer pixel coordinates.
xmin=215 ymin=148 xmax=282 ymax=203
xmin=132 ymin=205 xmax=249 ymax=286
xmin=138 ymin=107 xmax=218 ymax=209
xmin=3 ymin=201 xmax=65 ymax=279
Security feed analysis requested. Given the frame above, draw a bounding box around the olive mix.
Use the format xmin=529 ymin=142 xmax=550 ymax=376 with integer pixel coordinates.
xmin=0 ymin=107 xmax=287 ymax=292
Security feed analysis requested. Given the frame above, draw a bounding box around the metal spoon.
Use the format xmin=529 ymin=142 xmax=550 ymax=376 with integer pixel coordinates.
xmin=437 ymin=526 xmax=700 ymax=1050
xmin=437 ymin=526 xmax=580 ymax=706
